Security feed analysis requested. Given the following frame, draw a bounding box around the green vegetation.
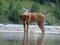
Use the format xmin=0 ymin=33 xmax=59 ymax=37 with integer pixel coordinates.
xmin=0 ymin=0 xmax=60 ymax=25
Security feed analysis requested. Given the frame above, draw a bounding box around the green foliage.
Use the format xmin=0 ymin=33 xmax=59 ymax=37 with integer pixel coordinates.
xmin=53 ymin=11 xmax=60 ymax=20
xmin=8 ymin=10 xmax=20 ymax=23
xmin=31 ymin=0 xmax=45 ymax=4
xmin=0 ymin=0 xmax=60 ymax=25
xmin=0 ymin=15 xmax=8 ymax=23
xmin=30 ymin=2 xmax=40 ymax=12
xmin=0 ymin=0 xmax=22 ymax=23
xmin=0 ymin=0 xmax=9 ymax=15
xmin=7 ymin=0 xmax=22 ymax=23
xmin=46 ymin=15 xmax=60 ymax=25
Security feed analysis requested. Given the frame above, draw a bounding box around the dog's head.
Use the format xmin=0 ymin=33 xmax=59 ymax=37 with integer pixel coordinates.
xmin=20 ymin=15 xmax=29 ymax=21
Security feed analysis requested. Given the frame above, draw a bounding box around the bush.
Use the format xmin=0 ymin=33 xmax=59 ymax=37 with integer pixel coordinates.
xmin=8 ymin=10 xmax=19 ymax=23
xmin=46 ymin=15 xmax=60 ymax=25
xmin=7 ymin=1 xmax=22 ymax=23
xmin=30 ymin=2 xmax=40 ymax=13
xmin=0 ymin=15 xmax=8 ymax=23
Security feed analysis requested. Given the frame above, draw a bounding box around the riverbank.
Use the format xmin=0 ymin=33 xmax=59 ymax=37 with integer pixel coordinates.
xmin=0 ymin=24 xmax=60 ymax=33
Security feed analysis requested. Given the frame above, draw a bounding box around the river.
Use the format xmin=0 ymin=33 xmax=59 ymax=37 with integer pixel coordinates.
xmin=0 ymin=24 xmax=60 ymax=45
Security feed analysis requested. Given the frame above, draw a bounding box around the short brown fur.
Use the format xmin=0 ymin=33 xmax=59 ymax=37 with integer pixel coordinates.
xmin=20 ymin=12 xmax=51 ymax=33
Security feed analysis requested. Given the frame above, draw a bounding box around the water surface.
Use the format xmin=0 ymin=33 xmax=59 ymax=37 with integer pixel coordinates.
xmin=0 ymin=32 xmax=60 ymax=45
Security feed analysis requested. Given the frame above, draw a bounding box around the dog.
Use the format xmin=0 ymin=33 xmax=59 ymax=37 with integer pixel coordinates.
xmin=20 ymin=12 xmax=51 ymax=33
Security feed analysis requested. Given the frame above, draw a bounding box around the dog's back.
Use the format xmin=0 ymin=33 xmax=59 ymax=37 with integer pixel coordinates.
xmin=28 ymin=13 xmax=45 ymax=23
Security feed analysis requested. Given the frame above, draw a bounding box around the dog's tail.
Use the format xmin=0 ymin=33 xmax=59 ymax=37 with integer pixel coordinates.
xmin=45 ymin=13 xmax=52 ymax=17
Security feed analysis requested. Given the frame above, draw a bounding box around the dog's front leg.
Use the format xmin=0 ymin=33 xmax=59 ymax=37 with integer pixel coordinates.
xmin=23 ymin=21 xmax=26 ymax=33
xmin=27 ymin=21 xmax=29 ymax=32
xmin=27 ymin=24 xmax=29 ymax=32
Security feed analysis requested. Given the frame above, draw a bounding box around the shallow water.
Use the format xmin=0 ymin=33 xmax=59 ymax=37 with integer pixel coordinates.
xmin=0 ymin=32 xmax=60 ymax=45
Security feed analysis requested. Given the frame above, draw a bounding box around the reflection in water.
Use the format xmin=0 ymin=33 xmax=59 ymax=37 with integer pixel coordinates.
xmin=22 ymin=32 xmax=29 ymax=45
xmin=0 ymin=32 xmax=60 ymax=45
xmin=22 ymin=32 xmax=44 ymax=45
xmin=37 ymin=33 xmax=44 ymax=45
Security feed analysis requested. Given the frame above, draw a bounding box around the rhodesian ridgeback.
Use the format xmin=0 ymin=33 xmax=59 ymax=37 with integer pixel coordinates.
xmin=20 ymin=12 xmax=51 ymax=33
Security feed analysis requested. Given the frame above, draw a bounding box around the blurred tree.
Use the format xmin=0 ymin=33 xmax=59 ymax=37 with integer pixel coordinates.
xmin=30 ymin=2 xmax=40 ymax=12
xmin=31 ymin=0 xmax=45 ymax=4
xmin=0 ymin=0 xmax=22 ymax=23
xmin=8 ymin=10 xmax=20 ymax=23
xmin=53 ymin=0 xmax=60 ymax=20
xmin=50 ymin=0 xmax=56 ymax=3
xmin=0 ymin=0 xmax=9 ymax=23
xmin=7 ymin=0 xmax=22 ymax=23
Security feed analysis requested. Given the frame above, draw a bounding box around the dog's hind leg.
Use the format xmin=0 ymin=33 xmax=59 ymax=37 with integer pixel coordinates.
xmin=37 ymin=21 xmax=44 ymax=33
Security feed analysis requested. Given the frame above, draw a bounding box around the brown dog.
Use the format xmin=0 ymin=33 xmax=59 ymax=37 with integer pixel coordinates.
xmin=20 ymin=12 xmax=51 ymax=33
